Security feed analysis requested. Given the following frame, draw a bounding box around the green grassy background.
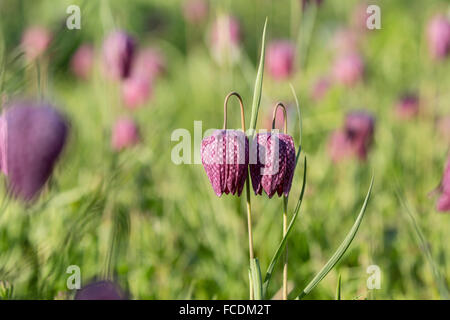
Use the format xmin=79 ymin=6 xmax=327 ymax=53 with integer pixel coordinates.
xmin=0 ymin=0 xmax=449 ymax=299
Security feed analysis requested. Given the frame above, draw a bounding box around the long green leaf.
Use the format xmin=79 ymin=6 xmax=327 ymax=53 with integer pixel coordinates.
xmin=292 ymin=175 xmax=374 ymax=299
xmin=336 ymin=274 xmax=341 ymax=300
xmin=289 ymin=83 xmax=302 ymax=165
xmin=250 ymin=258 xmax=263 ymax=300
xmin=262 ymin=157 xmax=307 ymax=298
xmin=248 ymin=17 xmax=268 ymax=135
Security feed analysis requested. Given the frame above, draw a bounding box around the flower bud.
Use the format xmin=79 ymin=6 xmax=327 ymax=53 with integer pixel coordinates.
xmin=70 ymin=44 xmax=94 ymax=80
xmin=266 ymin=40 xmax=296 ymax=81
xmin=111 ymin=117 xmax=140 ymax=151
xmin=21 ymin=26 xmax=52 ymax=61
xmin=333 ymin=52 xmax=364 ymax=86
xmin=427 ymin=14 xmax=450 ymax=61
xmin=102 ymin=31 xmax=136 ymax=80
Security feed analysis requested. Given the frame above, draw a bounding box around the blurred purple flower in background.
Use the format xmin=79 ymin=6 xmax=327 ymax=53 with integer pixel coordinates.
xmin=70 ymin=44 xmax=94 ymax=80
xmin=75 ymin=281 xmax=126 ymax=300
xmin=102 ymin=31 xmax=136 ymax=80
xmin=131 ymin=48 xmax=166 ymax=82
xmin=266 ymin=40 xmax=296 ymax=81
xmin=328 ymin=111 xmax=375 ymax=162
xmin=201 ymin=130 xmax=249 ymax=197
xmin=111 ymin=117 xmax=140 ymax=151
xmin=437 ymin=115 xmax=450 ymax=142
xmin=333 ymin=52 xmax=364 ymax=86
xmin=427 ymin=14 xmax=450 ymax=61
xmin=395 ymin=93 xmax=420 ymax=119
xmin=436 ymin=157 xmax=450 ymax=212
xmin=122 ymin=75 xmax=152 ymax=109
xmin=0 ymin=101 xmax=68 ymax=202
xmin=311 ymin=77 xmax=331 ymax=101
xmin=210 ymin=15 xmax=241 ymax=65
xmin=183 ymin=0 xmax=209 ymax=25
xmin=250 ymin=133 xmax=296 ymax=198
xmin=21 ymin=26 xmax=52 ymax=61
xmin=333 ymin=28 xmax=359 ymax=54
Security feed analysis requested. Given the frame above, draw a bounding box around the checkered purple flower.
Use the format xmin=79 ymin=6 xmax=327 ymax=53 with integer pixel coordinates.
xmin=201 ymin=130 xmax=249 ymax=197
xmin=249 ymin=132 xmax=296 ymax=198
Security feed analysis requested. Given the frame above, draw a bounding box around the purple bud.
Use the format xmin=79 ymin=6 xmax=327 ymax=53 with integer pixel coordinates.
xmin=201 ymin=130 xmax=249 ymax=197
xmin=131 ymin=48 xmax=166 ymax=82
xmin=122 ymin=75 xmax=152 ymax=109
xmin=102 ymin=31 xmax=136 ymax=80
xmin=249 ymin=133 xmax=296 ymax=198
xmin=396 ymin=94 xmax=419 ymax=119
xmin=183 ymin=0 xmax=209 ymax=25
xmin=427 ymin=14 xmax=450 ymax=61
xmin=75 ymin=281 xmax=126 ymax=300
xmin=266 ymin=40 xmax=296 ymax=81
xmin=21 ymin=26 xmax=52 ymax=61
xmin=436 ymin=157 xmax=450 ymax=212
xmin=344 ymin=111 xmax=375 ymax=160
xmin=0 ymin=101 xmax=68 ymax=202
xmin=333 ymin=52 xmax=364 ymax=86
xmin=111 ymin=117 xmax=140 ymax=151
xmin=70 ymin=44 xmax=94 ymax=80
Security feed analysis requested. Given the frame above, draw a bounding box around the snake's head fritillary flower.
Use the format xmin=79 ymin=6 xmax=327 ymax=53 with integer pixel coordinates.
xmin=70 ymin=44 xmax=95 ymax=80
xmin=131 ymin=48 xmax=166 ymax=82
xmin=311 ymin=77 xmax=331 ymax=101
xmin=0 ymin=101 xmax=68 ymax=202
xmin=102 ymin=31 xmax=136 ymax=80
xmin=210 ymin=15 xmax=241 ymax=65
xmin=427 ymin=14 xmax=450 ymax=61
xmin=436 ymin=157 xmax=450 ymax=212
xmin=250 ymin=103 xmax=296 ymax=198
xmin=75 ymin=281 xmax=126 ymax=300
xmin=111 ymin=117 xmax=140 ymax=151
xmin=201 ymin=92 xmax=249 ymax=197
xmin=344 ymin=111 xmax=375 ymax=160
xmin=396 ymin=94 xmax=419 ymax=119
xmin=250 ymin=132 xmax=296 ymax=198
xmin=21 ymin=26 xmax=52 ymax=61
xmin=183 ymin=0 xmax=209 ymax=25
xmin=333 ymin=52 xmax=364 ymax=87
xmin=201 ymin=130 xmax=249 ymax=197
xmin=266 ymin=40 xmax=296 ymax=81
xmin=122 ymin=75 xmax=152 ymax=109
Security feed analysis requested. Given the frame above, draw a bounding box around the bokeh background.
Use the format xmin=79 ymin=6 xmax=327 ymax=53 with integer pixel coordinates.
xmin=0 ymin=0 xmax=449 ymax=299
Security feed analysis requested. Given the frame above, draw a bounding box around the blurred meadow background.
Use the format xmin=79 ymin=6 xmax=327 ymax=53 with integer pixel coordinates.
xmin=0 ymin=0 xmax=449 ymax=299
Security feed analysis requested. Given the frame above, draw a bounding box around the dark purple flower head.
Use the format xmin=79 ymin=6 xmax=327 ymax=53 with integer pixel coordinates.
xmin=396 ymin=94 xmax=419 ymax=119
xmin=250 ymin=132 xmax=296 ymax=198
xmin=427 ymin=14 xmax=450 ymax=61
xmin=436 ymin=157 xmax=450 ymax=212
xmin=201 ymin=130 xmax=249 ymax=197
xmin=266 ymin=40 xmax=296 ymax=81
xmin=75 ymin=281 xmax=126 ymax=300
xmin=344 ymin=111 xmax=375 ymax=160
xmin=0 ymin=101 xmax=68 ymax=202
xmin=102 ymin=31 xmax=136 ymax=80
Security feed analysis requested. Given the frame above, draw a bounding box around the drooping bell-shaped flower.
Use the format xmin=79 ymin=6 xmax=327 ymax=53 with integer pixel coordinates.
xmin=21 ymin=26 xmax=52 ymax=61
xmin=201 ymin=92 xmax=249 ymax=197
xmin=396 ymin=93 xmax=419 ymax=119
xmin=0 ymin=100 xmax=68 ymax=202
xmin=102 ymin=31 xmax=136 ymax=80
xmin=250 ymin=103 xmax=296 ymax=198
xmin=427 ymin=14 xmax=450 ymax=61
xmin=333 ymin=52 xmax=364 ymax=86
xmin=70 ymin=44 xmax=94 ymax=80
xmin=266 ymin=40 xmax=296 ymax=81
xmin=111 ymin=117 xmax=140 ymax=151
xmin=75 ymin=281 xmax=126 ymax=300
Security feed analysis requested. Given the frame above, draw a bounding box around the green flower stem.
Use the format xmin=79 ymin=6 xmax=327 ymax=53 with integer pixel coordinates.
xmin=282 ymin=196 xmax=289 ymax=300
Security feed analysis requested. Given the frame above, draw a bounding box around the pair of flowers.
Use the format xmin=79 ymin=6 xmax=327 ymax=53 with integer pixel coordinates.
xmin=201 ymin=92 xmax=296 ymax=198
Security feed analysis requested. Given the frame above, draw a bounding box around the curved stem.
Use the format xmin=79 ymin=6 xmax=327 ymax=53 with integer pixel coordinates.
xmin=272 ymin=102 xmax=288 ymax=134
xmin=223 ymin=92 xmax=246 ymax=131
xmin=282 ymin=196 xmax=288 ymax=300
xmin=245 ymin=172 xmax=255 ymax=299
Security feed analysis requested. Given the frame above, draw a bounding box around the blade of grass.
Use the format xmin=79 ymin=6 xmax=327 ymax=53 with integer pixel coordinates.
xmin=263 ymin=156 xmax=307 ymax=298
xmin=291 ymin=175 xmax=374 ymax=299
xmin=248 ymin=17 xmax=268 ymax=135
xmin=250 ymin=258 xmax=263 ymax=299
xmin=336 ymin=274 xmax=342 ymax=300
xmin=289 ymin=83 xmax=302 ymax=164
